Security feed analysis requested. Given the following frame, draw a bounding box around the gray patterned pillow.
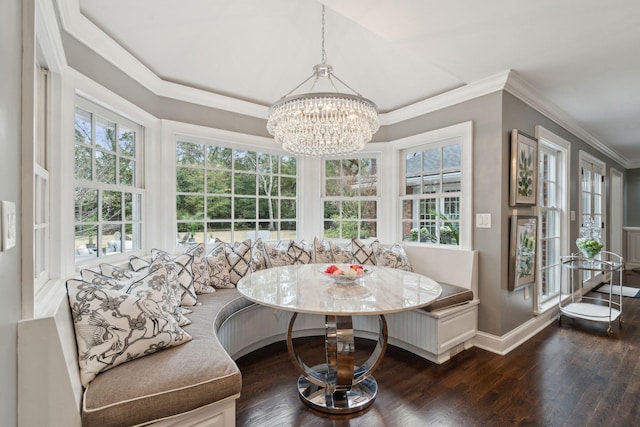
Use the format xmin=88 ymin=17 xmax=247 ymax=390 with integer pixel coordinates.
xmin=99 ymin=263 xmax=137 ymax=281
xmin=206 ymin=242 xmax=233 ymax=289
xmin=82 ymin=264 xmax=191 ymax=327
xmin=330 ymin=240 xmax=353 ymax=263
xmin=221 ymin=239 xmax=253 ymax=285
xmin=314 ymin=237 xmax=334 ymax=263
xmin=263 ymin=240 xmax=293 ymax=267
xmin=129 ymin=255 xmax=151 ymax=272
xmin=66 ymin=267 xmax=192 ymax=387
xmin=250 ymin=238 xmax=269 ymax=271
xmin=289 ymin=240 xmax=313 ymax=264
xmin=185 ymin=243 xmax=215 ymax=294
xmin=372 ymin=241 xmax=413 ymax=271
xmin=352 ymin=239 xmax=377 ymax=265
xmin=151 ymin=249 xmax=198 ymax=306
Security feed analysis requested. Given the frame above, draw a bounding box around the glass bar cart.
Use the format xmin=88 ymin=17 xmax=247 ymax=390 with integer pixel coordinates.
xmin=559 ymin=251 xmax=623 ymax=335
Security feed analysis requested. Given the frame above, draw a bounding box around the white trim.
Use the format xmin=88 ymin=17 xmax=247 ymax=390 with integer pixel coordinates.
xmin=474 ymin=307 xmax=558 ymax=355
xmin=534 ymin=126 xmax=571 ymax=313
xmin=610 ymin=168 xmax=624 ymax=257
xmin=505 ymin=71 xmax=628 ymax=168
xmin=381 ymin=71 xmax=509 ymax=125
xmin=57 ymin=0 xmax=267 ymax=119
xmin=54 ymin=0 xmax=629 ymax=167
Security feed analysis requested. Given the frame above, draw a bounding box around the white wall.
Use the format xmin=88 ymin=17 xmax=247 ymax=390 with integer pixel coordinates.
xmin=0 ymin=0 xmax=24 ymax=425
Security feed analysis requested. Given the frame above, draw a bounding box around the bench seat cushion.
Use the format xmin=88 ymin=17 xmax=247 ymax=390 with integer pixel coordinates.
xmin=82 ymin=289 xmax=247 ymax=427
xmin=421 ymin=282 xmax=473 ymax=312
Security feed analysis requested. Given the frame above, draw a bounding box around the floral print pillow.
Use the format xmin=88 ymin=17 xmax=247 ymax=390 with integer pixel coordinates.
xmin=66 ymin=266 xmax=192 ymax=387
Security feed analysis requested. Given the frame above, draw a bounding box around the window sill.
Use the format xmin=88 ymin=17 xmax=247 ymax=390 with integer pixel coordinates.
xmin=32 ymin=278 xmax=67 ymax=319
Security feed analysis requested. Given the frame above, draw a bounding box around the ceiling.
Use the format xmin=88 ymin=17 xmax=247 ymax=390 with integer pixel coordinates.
xmin=72 ymin=0 xmax=640 ymax=167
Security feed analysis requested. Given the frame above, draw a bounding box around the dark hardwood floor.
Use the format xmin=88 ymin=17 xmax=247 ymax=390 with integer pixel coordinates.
xmin=236 ymin=271 xmax=640 ymax=426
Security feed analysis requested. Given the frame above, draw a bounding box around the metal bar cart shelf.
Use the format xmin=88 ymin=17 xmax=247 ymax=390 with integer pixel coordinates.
xmin=559 ymin=251 xmax=623 ymax=335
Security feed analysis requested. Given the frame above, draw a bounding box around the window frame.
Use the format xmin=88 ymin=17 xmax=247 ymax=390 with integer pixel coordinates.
xmin=578 ymin=151 xmax=607 ymax=285
xmin=392 ymin=122 xmax=473 ymax=250
xmin=73 ymin=97 xmax=145 ymax=265
xmin=174 ymin=137 xmax=299 ymax=244
xmin=534 ymin=126 xmax=570 ymax=313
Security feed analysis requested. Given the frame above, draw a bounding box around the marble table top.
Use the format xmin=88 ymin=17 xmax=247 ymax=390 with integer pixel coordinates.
xmin=236 ymin=264 xmax=442 ymax=316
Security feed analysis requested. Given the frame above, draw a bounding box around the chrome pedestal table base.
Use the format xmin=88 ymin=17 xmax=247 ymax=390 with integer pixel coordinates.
xmin=287 ymin=312 xmax=388 ymax=414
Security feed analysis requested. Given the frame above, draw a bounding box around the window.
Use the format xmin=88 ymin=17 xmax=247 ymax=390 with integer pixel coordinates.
xmin=579 ymin=152 xmax=606 ymax=283
xmin=34 ymin=67 xmax=50 ymax=292
xmin=534 ymin=127 xmax=570 ymax=312
xmin=400 ymin=140 xmax=462 ymax=246
xmin=322 ymin=157 xmax=379 ymax=240
xmin=580 ymin=155 xmax=605 ymax=230
xmin=74 ymin=98 xmax=144 ymax=263
xmin=175 ymin=141 xmax=297 ymax=243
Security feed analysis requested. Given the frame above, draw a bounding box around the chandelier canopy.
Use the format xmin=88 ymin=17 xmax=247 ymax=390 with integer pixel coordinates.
xmin=266 ymin=6 xmax=379 ymax=157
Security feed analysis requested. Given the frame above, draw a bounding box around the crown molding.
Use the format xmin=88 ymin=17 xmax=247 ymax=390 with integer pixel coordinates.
xmin=56 ymin=0 xmax=269 ymax=119
xmin=54 ymin=1 xmax=630 ymax=168
xmin=504 ymin=70 xmax=629 ymax=169
xmin=380 ymin=70 xmax=511 ymax=125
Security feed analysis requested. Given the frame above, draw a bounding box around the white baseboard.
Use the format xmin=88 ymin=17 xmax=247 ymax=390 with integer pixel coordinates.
xmin=474 ymin=307 xmax=558 ymax=355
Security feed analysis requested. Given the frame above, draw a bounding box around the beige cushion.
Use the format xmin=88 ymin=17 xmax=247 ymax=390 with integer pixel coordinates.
xmin=82 ymin=290 xmax=248 ymax=427
xmin=421 ymin=282 xmax=473 ymax=312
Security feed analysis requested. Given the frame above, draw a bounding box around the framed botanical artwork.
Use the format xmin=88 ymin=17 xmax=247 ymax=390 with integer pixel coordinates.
xmin=510 ymin=129 xmax=538 ymax=206
xmin=509 ymin=215 xmax=537 ymax=291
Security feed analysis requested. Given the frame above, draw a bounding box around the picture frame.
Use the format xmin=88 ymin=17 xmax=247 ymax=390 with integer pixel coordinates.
xmin=509 ymin=215 xmax=537 ymax=291
xmin=510 ymin=129 xmax=538 ymax=206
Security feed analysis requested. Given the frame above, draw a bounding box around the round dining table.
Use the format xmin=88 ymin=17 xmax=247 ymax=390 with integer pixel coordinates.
xmin=237 ymin=263 xmax=442 ymax=414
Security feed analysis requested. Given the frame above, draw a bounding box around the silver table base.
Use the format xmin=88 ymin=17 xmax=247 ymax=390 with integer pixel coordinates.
xmin=287 ymin=313 xmax=388 ymax=414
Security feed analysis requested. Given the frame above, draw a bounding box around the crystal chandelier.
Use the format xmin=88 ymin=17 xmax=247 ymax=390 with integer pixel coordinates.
xmin=266 ymin=5 xmax=379 ymax=157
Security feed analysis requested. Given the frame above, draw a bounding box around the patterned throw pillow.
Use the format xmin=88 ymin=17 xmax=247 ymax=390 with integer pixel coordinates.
xmin=151 ymin=249 xmax=198 ymax=306
xmin=313 ymin=238 xmax=334 ymax=263
xmin=263 ymin=240 xmax=293 ymax=268
xmin=289 ymin=240 xmax=313 ymax=264
xmin=330 ymin=240 xmax=353 ymax=263
xmin=351 ymin=239 xmax=376 ymax=265
xmin=206 ymin=242 xmax=233 ymax=289
xmin=250 ymin=238 xmax=269 ymax=271
xmin=129 ymin=255 xmax=151 ymax=272
xmin=66 ymin=267 xmax=192 ymax=387
xmin=372 ymin=241 xmax=413 ymax=271
xmin=221 ymin=239 xmax=253 ymax=286
xmin=99 ymin=263 xmax=137 ymax=281
xmin=82 ymin=264 xmax=191 ymax=327
xmin=185 ymin=243 xmax=215 ymax=294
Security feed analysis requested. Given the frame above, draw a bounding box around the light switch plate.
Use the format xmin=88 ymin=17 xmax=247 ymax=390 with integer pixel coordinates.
xmin=1 ymin=201 xmax=17 ymax=251
xmin=475 ymin=213 xmax=491 ymax=228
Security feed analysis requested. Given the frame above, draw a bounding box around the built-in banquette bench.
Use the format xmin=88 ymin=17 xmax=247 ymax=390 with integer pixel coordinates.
xmin=17 ymin=241 xmax=478 ymax=427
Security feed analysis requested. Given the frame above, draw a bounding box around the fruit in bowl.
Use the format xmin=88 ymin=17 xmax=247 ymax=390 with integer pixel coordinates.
xmin=322 ymin=264 xmax=370 ymax=283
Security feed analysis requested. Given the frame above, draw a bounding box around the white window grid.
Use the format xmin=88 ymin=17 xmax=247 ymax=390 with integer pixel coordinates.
xmin=74 ymin=98 xmax=144 ymax=264
xmin=321 ymin=155 xmax=380 ymax=240
xmin=175 ymin=142 xmax=298 ymax=243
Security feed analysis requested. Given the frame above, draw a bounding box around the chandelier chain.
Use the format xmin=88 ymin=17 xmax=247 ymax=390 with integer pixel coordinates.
xmin=321 ymin=5 xmax=327 ymax=64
